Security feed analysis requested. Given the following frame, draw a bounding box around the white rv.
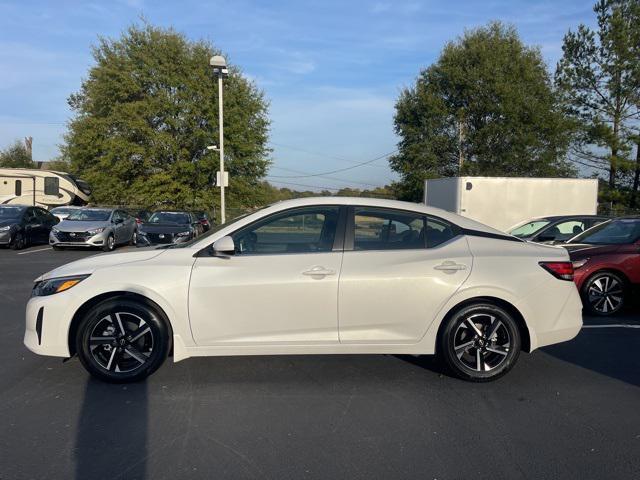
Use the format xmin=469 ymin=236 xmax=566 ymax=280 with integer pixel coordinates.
xmin=424 ymin=177 xmax=599 ymax=232
xmin=0 ymin=168 xmax=91 ymax=208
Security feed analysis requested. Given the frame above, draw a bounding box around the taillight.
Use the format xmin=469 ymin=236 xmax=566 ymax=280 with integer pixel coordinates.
xmin=136 ymin=218 xmax=142 ymax=224
xmin=539 ymin=261 xmax=574 ymax=281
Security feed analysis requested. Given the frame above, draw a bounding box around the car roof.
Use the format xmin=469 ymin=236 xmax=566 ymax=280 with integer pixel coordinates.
xmin=262 ymin=197 xmax=508 ymax=234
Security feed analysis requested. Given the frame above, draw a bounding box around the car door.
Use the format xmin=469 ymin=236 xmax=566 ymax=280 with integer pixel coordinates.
xmin=189 ymin=205 xmax=345 ymax=345
xmin=111 ymin=210 xmax=124 ymax=243
xmin=22 ymin=208 xmax=40 ymax=244
xmin=34 ymin=208 xmax=54 ymax=243
xmin=123 ymin=211 xmax=136 ymax=240
xmin=338 ymin=207 xmax=472 ymax=343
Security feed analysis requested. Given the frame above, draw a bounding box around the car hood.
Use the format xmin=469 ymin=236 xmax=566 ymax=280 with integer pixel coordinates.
xmin=565 ymin=243 xmax=622 ymax=257
xmin=0 ymin=220 xmax=18 ymax=229
xmin=55 ymin=220 xmax=110 ymax=232
xmin=36 ymin=248 xmax=166 ymax=281
xmin=140 ymin=224 xmax=190 ymax=234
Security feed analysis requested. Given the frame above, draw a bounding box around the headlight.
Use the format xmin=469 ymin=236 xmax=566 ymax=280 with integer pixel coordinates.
xmin=87 ymin=227 xmax=105 ymax=236
xmin=572 ymin=258 xmax=589 ymax=269
xmin=0 ymin=226 xmax=10 ymax=232
xmin=32 ymin=275 xmax=90 ymax=297
xmin=175 ymin=231 xmax=190 ymax=237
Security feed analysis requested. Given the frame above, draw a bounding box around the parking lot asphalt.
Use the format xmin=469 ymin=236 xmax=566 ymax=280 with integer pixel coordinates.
xmin=1 ymin=245 xmax=639 ymax=480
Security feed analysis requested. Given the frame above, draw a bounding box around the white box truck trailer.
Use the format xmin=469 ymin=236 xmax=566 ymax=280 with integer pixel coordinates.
xmin=423 ymin=177 xmax=599 ymax=232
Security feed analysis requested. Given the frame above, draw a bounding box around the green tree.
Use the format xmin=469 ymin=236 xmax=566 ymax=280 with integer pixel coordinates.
xmin=62 ymin=23 xmax=270 ymax=212
xmin=555 ymin=0 xmax=640 ymax=204
xmin=0 ymin=140 xmax=35 ymax=168
xmin=391 ymin=22 xmax=574 ymax=201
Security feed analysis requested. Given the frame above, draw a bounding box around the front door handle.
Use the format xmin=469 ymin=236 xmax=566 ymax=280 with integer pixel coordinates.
xmin=302 ymin=266 xmax=336 ymax=276
xmin=434 ymin=261 xmax=467 ymax=271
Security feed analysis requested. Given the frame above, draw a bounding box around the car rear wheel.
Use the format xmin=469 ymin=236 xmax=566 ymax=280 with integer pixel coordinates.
xmin=439 ymin=303 xmax=521 ymax=382
xmin=581 ymin=271 xmax=626 ymax=316
xmin=75 ymin=298 xmax=171 ymax=383
xmin=102 ymin=234 xmax=115 ymax=252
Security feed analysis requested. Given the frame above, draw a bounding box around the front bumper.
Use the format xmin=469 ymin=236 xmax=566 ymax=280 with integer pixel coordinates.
xmin=24 ymin=294 xmax=75 ymax=357
xmin=0 ymin=230 xmax=12 ymax=245
xmin=49 ymin=230 xmax=109 ymax=248
xmin=137 ymin=232 xmax=192 ymax=246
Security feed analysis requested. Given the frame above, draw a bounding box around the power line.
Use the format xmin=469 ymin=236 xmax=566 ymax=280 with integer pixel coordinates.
xmin=270 ymin=165 xmax=389 ymax=188
xmin=269 ymin=142 xmax=391 ymax=169
xmin=268 ymin=149 xmax=398 ymax=179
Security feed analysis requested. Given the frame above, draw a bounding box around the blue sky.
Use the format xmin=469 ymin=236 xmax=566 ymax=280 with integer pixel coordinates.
xmin=0 ymin=0 xmax=596 ymax=191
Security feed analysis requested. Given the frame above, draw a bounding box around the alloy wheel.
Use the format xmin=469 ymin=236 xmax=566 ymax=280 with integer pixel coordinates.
xmin=452 ymin=313 xmax=511 ymax=372
xmin=587 ymin=275 xmax=624 ymax=314
xmin=88 ymin=311 xmax=154 ymax=373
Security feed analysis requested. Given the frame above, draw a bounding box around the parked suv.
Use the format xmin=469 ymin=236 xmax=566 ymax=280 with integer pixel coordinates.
xmin=50 ymin=208 xmax=137 ymax=251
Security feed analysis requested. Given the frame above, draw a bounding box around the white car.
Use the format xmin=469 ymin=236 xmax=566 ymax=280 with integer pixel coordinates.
xmin=24 ymin=197 xmax=582 ymax=383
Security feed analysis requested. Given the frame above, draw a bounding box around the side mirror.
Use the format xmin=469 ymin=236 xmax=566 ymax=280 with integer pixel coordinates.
xmin=212 ymin=236 xmax=235 ymax=256
xmin=114 ymin=217 xmax=123 ymax=224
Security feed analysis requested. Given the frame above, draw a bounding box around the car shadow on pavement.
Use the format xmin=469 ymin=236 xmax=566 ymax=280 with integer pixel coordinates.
xmin=542 ymin=328 xmax=640 ymax=387
xmin=75 ymin=378 xmax=148 ymax=480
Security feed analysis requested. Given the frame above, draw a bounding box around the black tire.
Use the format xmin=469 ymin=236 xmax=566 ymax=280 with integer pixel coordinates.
xmin=130 ymin=230 xmax=137 ymax=246
xmin=75 ymin=298 xmax=171 ymax=383
xmin=102 ymin=234 xmax=115 ymax=252
xmin=438 ymin=303 xmax=521 ymax=382
xmin=581 ymin=271 xmax=626 ymax=316
xmin=10 ymin=231 xmax=26 ymax=250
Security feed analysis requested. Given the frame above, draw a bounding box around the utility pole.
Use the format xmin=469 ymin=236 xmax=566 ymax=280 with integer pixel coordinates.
xmin=210 ymin=55 xmax=229 ymax=224
xmin=24 ymin=136 xmax=33 ymax=162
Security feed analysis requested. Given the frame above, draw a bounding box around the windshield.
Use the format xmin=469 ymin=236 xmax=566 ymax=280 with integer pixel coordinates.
xmin=148 ymin=212 xmax=190 ymax=225
xmin=571 ymin=219 xmax=640 ymax=245
xmin=0 ymin=206 xmax=25 ymax=221
xmin=508 ymin=220 xmax=551 ymax=238
xmin=51 ymin=207 xmax=75 ymax=214
xmin=66 ymin=209 xmax=111 ymax=222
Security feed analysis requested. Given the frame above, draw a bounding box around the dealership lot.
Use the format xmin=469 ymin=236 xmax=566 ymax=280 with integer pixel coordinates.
xmin=1 ymin=246 xmax=639 ymax=480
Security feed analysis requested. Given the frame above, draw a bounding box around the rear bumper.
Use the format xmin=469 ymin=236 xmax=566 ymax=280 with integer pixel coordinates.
xmin=533 ymin=287 xmax=583 ymax=349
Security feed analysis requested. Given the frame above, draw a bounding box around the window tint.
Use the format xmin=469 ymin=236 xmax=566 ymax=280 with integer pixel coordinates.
xmin=543 ymin=220 xmax=586 ymax=241
xmin=15 ymin=180 xmax=22 ymax=196
xmin=426 ymin=218 xmax=457 ymax=247
xmin=233 ymin=206 xmax=340 ymax=254
xmin=44 ymin=177 xmax=59 ymax=196
xmin=508 ymin=220 xmax=550 ymax=238
xmin=353 ymin=208 xmax=425 ymax=251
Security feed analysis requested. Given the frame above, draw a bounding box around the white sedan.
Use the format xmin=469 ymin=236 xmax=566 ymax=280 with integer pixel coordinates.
xmin=24 ymin=197 xmax=582 ymax=382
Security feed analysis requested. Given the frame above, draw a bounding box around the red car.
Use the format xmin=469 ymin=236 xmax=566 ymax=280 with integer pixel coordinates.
xmin=566 ymin=217 xmax=640 ymax=315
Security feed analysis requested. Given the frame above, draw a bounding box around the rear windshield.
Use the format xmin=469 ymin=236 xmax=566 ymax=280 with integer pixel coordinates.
xmin=571 ymin=219 xmax=640 ymax=245
xmin=66 ymin=209 xmax=111 ymax=221
xmin=148 ymin=212 xmax=190 ymax=225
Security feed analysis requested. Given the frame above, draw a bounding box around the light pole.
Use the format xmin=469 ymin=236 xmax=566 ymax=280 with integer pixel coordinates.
xmin=210 ymin=55 xmax=229 ymax=223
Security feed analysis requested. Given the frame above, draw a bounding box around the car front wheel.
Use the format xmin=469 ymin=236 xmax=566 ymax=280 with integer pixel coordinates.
xmin=102 ymin=234 xmax=115 ymax=252
xmin=439 ymin=303 xmax=521 ymax=382
xmin=75 ymin=298 xmax=171 ymax=383
xmin=581 ymin=271 xmax=626 ymax=316
xmin=10 ymin=231 xmax=26 ymax=250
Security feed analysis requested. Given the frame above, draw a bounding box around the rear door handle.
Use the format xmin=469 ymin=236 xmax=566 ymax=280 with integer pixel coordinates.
xmin=434 ymin=261 xmax=467 ymax=271
xmin=302 ymin=266 xmax=336 ymax=276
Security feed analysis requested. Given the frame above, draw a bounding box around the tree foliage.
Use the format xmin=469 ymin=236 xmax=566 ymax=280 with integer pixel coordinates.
xmin=0 ymin=140 xmax=35 ymax=168
xmin=555 ymin=0 xmax=640 ymax=202
xmin=390 ymin=22 xmax=574 ymax=201
xmin=62 ymin=23 xmax=270 ymax=212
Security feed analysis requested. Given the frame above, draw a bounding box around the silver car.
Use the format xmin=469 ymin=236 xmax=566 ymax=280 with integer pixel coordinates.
xmin=50 ymin=208 xmax=137 ymax=251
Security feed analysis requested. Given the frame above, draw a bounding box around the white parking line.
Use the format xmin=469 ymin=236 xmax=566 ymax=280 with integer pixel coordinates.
xmin=17 ymin=247 xmax=53 ymax=255
xmin=583 ymin=324 xmax=640 ymax=329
